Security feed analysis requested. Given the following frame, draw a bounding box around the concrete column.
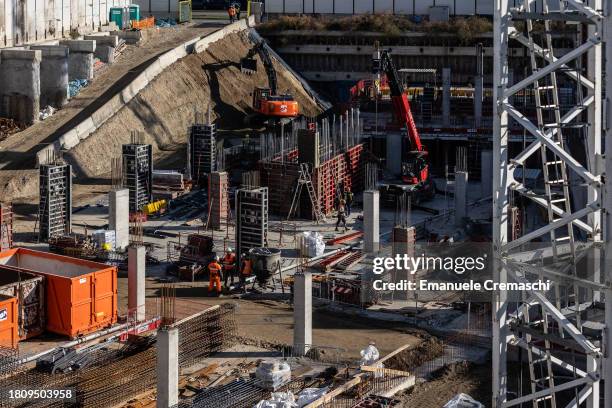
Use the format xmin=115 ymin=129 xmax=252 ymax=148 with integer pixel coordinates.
xmin=442 ymin=67 xmax=451 ymax=127
xmin=363 ymin=190 xmax=380 ymax=253
xmin=59 ymin=40 xmax=96 ymax=80
xmin=128 ymin=245 xmax=146 ymax=321
xmin=109 ymin=188 xmax=129 ymax=250
xmin=30 ymin=45 xmax=69 ymax=108
xmin=386 ymin=133 xmax=402 ymax=176
xmin=85 ymin=35 xmax=119 ymax=64
xmin=454 ymin=171 xmax=468 ymax=226
xmin=480 ymin=150 xmax=493 ymax=198
xmin=156 ymin=327 xmax=179 ymax=408
xmin=0 ymin=49 xmax=41 ymax=125
xmin=474 ymin=76 xmax=483 ymax=128
xmin=293 ymin=271 xmax=312 ymax=355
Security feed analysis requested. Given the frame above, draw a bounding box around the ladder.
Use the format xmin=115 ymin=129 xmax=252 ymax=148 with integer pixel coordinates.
xmin=287 ymin=163 xmax=325 ymax=223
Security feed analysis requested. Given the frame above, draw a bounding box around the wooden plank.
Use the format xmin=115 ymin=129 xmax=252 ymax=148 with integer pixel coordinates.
xmin=359 ymin=366 xmax=411 ymax=377
xmin=375 ymin=343 xmax=412 ymax=365
xmin=304 ymin=375 xmax=364 ymax=408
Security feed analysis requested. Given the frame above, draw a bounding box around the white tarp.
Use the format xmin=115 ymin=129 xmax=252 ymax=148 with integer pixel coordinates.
xmin=301 ymin=232 xmax=325 ymax=257
xmin=444 ymin=393 xmax=485 ymax=408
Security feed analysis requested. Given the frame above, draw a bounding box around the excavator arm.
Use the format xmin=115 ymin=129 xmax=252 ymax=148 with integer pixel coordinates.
xmin=241 ymin=41 xmax=278 ymax=95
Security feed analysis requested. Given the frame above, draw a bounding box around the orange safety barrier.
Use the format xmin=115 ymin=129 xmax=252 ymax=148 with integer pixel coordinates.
xmin=132 ymin=16 xmax=155 ymax=30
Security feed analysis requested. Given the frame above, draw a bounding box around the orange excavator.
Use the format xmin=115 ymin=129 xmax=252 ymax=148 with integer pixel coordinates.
xmin=240 ymin=41 xmax=299 ymax=121
xmin=372 ymin=47 xmax=435 ymax=202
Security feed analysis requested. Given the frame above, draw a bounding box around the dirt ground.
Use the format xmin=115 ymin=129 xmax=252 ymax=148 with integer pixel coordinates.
xmin=0 ymin=27 xmax=321 ymax=210
xmin=398 ymin=362 xmax=491 ymax=407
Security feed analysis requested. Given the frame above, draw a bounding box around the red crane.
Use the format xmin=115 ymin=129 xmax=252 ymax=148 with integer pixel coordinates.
xmin=373 ymin=48 xmax=434 ymax=200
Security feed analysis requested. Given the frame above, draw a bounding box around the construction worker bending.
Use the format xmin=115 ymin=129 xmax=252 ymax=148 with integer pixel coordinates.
xmin=240 ymin=253 xmax=253 ymax=293
xmin=335 ymin=199 xmax=348 ymax=232
xmin=223 ymin=248 xmax=237 ymax=287
xmin=208 ymin=256 xmax=223 ymax=296
xmin=228 ymin=5 xmax=237 ymax=23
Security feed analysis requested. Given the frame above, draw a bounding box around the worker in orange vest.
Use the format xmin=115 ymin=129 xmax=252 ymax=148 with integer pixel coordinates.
xmin=222 ymin=248 xmax=237 ymax=287
xmin=208 ymin=256 xmax=223 ymax=295
xmin=239 ymin=253 xmax=253 ymax=293
xmin=228 ymin=5 xmax=236 ymax=23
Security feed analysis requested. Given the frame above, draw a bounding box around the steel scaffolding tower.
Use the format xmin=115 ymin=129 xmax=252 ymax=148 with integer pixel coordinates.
xmin=190 ymin=123 xmax=216 ymax=186
xmin=122 ymin=143 xmax=153 ymax=213
xmin=38 ymin=163 xmax=72 ymax=241
xmin=493 ymin=0 xmax=608 ymax=407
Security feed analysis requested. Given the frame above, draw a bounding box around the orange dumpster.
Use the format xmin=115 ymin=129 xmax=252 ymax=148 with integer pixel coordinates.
xmin=0 ymin=248 xmax=117 ymax=339
xmin=0 ymin=294 xmax=18 ymax=348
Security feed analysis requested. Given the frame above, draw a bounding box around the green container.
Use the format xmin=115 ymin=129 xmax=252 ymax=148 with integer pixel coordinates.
xmin=129 ymin=5 xmax=140 ymax=21
xmin=109 ymin=7 xmax=123 ymax=27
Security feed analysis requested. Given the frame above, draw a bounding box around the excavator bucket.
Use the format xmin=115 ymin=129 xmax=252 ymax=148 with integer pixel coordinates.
xmin=240 ymin=58 xmax=258 ymax=74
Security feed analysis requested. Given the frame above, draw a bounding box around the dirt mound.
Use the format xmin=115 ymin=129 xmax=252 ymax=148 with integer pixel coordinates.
xmin=65 ymin=30 xmax=321 ymax=179
xmin=0 ymin=170 xmax=38 ymax=201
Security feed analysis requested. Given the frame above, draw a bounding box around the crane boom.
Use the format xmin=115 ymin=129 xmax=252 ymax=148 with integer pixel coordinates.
xmin=377 ymin=50 xmax=424 ymax=153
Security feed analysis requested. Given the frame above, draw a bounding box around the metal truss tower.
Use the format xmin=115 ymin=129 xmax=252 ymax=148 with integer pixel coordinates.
xmin=493 ymin=0 xmax=610 ymax=407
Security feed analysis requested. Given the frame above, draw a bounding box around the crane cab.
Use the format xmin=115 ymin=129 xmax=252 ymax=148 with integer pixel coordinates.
xmin=252 ymin=87 xmax=299 ymax=118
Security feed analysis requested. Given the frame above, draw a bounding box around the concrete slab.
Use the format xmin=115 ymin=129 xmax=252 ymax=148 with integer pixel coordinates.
xmin=59 ymin=40 xmax=97 ymax=53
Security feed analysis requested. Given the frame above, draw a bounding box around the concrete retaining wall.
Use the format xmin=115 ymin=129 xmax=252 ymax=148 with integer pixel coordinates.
xmin=37 ymin=17 xmax=256 ymax=166
xmin=0 ymin=0 xmax=129 ymax=48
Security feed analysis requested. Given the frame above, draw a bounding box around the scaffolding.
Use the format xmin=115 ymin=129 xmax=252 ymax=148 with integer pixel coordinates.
xmin=493 ymin=1 xmax=607 ymax=407
xmin=122 ymin=143 xmax=153 ymax=213
xmin=235 ymin=187 xmax=268 ymax=257
xmin=38 ymin=163 xmax=72 ymax=242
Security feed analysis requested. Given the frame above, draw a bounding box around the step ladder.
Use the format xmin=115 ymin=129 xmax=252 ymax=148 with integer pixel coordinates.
xmin=287 ymin=163 xmax=325 ymax=223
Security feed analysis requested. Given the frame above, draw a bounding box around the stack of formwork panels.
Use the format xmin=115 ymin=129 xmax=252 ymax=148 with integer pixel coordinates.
xmin=0 ymin=203 xmax=13 ymax=251
xmin=258 ymin=162 xmax=301 ymax=216
xmin=190 ymin=123 xmax=216 ymax=186
xmin=208 ymin=171 xmax=228 ymax=230
xmin=39 ymin=163 xmax=72 ymax=241
xmin=235 ymin=187 xmax=268 ymax=257
xmin=122 ymin=144 xmax=153 ymax=213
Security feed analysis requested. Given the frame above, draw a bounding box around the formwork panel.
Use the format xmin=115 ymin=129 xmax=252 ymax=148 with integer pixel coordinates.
xmin=236 ymin=188 xmax=268 ymax=257
xmin=208 ymin=171 xmax=228 ymax=229
xmin=0 ymin=203 xmax=13 ymax=251
xmin=190 ymin=123 xmax=216 ymax=186
xmin=122 ymin=144 xmax=153 ymax=213
xmin=39 ymin=163 xmax=72 ymax=242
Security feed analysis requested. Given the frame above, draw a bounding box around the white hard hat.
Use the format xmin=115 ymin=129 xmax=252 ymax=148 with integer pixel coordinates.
xmin=215 ymin=256 xmax=220 ymax=261
xmin=227 ymin=248 xmax=233 ymax=252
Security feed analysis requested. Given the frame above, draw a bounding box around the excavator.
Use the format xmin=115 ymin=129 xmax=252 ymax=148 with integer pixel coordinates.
xmin=240 ymin=40 xmax=299 ymax=122
xmin=372 ymin=47 xmax=435 ymax=202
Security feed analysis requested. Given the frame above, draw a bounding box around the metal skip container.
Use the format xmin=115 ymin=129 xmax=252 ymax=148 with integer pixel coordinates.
xmin=248 ymin=247 xmax=281 ymax=286
xmin=0 ymin=248 xmax=117 ymax=339
xmin=0 ymin=267 xmax=45 ymax=340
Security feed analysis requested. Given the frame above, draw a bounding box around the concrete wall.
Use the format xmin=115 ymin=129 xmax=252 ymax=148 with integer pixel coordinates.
xmin=36 ymin=16 xmax=257 ymax=166
xmin=265 ymin=0 xmax=552 ymax=15
xmin=0 ymin=0 xmax=129 ymax=48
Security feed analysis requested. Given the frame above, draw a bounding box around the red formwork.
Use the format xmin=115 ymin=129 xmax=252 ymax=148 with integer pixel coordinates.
xmin=313 ymin=144 xmax=365 ymax=215
xmin=259 ymin=144 xmax=365 ymax=218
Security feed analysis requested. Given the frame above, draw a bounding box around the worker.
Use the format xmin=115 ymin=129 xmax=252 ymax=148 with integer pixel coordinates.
xmin=239 ymin=253 xmax=253 ymax=293
xmin=234 ymin=3 xmax=241 ymax=19
xmin=223 ymin=248 xmax=237 ymax=287
xmin=335 ymin=199 xmax=348 ymax=232
xmin=208 ymin=256 xmax=223 ymax=296
xmin=228 ymin=5 xmax=236 ymax=23
xmin=344 ymin=187 xmax=354 ymax=216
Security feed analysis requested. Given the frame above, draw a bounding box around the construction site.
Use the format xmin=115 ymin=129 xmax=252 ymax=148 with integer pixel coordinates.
xmin=0 ymin=0 xmax=610 ymax=407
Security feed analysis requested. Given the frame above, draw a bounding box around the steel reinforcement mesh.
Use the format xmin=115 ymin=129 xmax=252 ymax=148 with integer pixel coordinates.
xmin=0 ymin=304 xmax=237 ymax=408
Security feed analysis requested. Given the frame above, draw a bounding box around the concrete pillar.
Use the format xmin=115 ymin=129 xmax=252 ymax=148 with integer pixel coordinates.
xmin=474 ymin=76 xmax=483 ymax=128
xmin=84 ymin=35 xmax=118 ymax=64
xmin=0 ymin=49 xmax=41 ymax=125
xmin=363 ymin=190 xmax=380 ymax=253
xmin=454 ymin=171 xmax=468 ymax=226
xmin=442 ymin=68 xmax=451 ymax=127
xmin=59 ymin=40 xmax=96 ymax=80
xmin=109 ymin=188 xmax=129 ymax=250
xmin=156 ymin=327 xmax=179 ymax=408
xmin=30 ymin=45 xmax=69 ymax=108
xmin=128 ymin=245 xmax=146 ymax=321
xmin=481 ymin=150 xmax=493 ymax=198
xmin=386 ymin=133 xmax=402 ymax=176
xmin=293 ymin=271 xmax=312 ymax=355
